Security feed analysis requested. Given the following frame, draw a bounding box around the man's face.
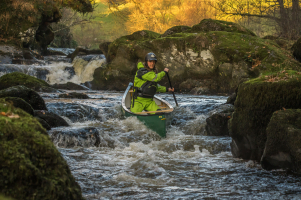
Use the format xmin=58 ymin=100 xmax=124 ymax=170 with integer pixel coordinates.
xmin=147 ymin=60 xmax=155 ymax=69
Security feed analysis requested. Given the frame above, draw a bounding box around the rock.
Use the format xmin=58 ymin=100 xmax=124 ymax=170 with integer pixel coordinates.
xmin=161 ymin=26 xmax=191 ymax=37
xmin=51 ymin=82 xmax=89 ymax=90
xmin=59 ymin=92 xmax=89 ymax=99
xmin=49 ymin=127 xmax=101 ymax=147
xmin=67 ymin=47 xmax=103 ymax=61
xmin=0 ymin=45 xmax=44 ymax=65
xmin=1 ymin=97 xmax=34 ymax=116
xmin=0 ymin=86 xmax=47 ymax=110
xmin=261 ymin=109 xmax=301 ymax=173
xmin=47 ymin=102 xmax=101 ymax=123
xmin=34 ymin=116 xmax=52 ymax=130
xmin=0 ymin=72 xmax=51 ymax=92
xmin=226 ymin=93 xmax=236 ymax=105
xmin=0 ymin=101 xmax=84 ymax=200
xmin=34 ymin=110 xmax=69 ymax=128
xmin=90 ymin=19 xmax=300 ymax=94
xmin=99 ymin=42 xmax=111 ymax=62
xmin=206 ymin=104 xmax=234 ymax=136
xmin=292 ymin=37 xmax=301 ymax=62
xmin=191 ymin=19 xmax=256 ymax=36
xmin=228 ymin=73 xmax=301 ymax=161
xmin=179 ymin=79 xmax=201 ymax=92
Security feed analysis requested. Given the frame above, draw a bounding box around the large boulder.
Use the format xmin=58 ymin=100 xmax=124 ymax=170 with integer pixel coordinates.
xmin=0 ymin=86 xmax=47 ymax=110
xmin=0 ymin=100 xmax=84 ymax=200
xmin=91 ymin=19 xmax=300 ymax=94
xmin=0 ymin=72 xmax=56 ymax=92
xmin=261 ymin=109 xmax=301 ymax=172
xmin=228 ymin=70 xmax=301 ymax=161
xmin=1 ymin=97 xmax=34 ymax=116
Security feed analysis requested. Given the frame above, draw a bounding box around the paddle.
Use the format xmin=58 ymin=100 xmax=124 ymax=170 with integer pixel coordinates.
xmin=166 ymin=72 xmax=178 ymax=107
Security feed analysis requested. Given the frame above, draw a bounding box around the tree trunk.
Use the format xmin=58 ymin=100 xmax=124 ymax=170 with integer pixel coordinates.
xmin=292 ymin=0 xmax=300 ymax=38
xmin=278 ymin=0 xmax=291 ymax=37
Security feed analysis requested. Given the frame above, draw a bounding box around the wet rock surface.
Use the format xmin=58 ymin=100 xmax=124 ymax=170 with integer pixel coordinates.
xmin=47 ymin=102 xmax=101 ymax=122
xmin=49 ymin=127 xmax=101 ymax=147
xmin=34 ymin=110 xmax=69 ymax=128
xmin=206 ymin=104 xmax=234 ymax=136
xmin=51 ymin=82 xmax=89 ymax=90
xmin=59 ymin=92 xmax=89 ymax=99
xmin=67 ymin=47 xmax=103 ymax=61
xmin=0 ymin=85 xmax=47 ymax=110
xmin=261 ymin=109 xmax=301 ymax=173
xmin=1 ymin=97 xmax=34 ymax=116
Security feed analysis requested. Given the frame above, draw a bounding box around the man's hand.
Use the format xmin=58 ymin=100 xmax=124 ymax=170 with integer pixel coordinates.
xmin=164 ymin=68 xmax=169 ymax=73
xmin=168 ymin=87 xmax=174 ymax=92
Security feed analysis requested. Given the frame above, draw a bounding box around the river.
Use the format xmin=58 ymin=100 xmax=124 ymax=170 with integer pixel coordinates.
xmin=2 ymin=49 xmax=301 ymax=199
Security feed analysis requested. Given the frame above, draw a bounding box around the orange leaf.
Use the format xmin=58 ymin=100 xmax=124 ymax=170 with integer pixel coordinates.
xmin=1 ymin=112 xmax=6 ymax=116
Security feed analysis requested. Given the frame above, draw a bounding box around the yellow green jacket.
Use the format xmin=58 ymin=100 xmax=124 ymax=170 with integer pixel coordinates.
xmin=134 ymin=62 xmax=167 ymax=93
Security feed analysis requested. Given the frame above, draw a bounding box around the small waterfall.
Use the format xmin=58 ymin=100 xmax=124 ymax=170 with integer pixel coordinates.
xmin=0 ymin=49 xmax=106 ymax=86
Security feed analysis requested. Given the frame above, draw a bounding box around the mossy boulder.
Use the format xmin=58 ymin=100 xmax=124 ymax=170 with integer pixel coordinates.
xmin=1 ymin=97 xmax=34 ymax=116
xmin=92 ymin=19 xmax=300 ymax=94
xmin=161 ymin=26 xmax=191 ymax=37
xmin=0 ymin=72 xmax=55 ymax=92
xmin=229 ymin=70 xmax=301 ymax=161
xmin=0 ymin=100 xmax=84 ymax=200
xmin=191 ymin=19 xmax=256 ymax=36
xmin=0 ymin=86 xmax=47 ymax=110
xmin=261 ymin=109 xmax=301 ymax=172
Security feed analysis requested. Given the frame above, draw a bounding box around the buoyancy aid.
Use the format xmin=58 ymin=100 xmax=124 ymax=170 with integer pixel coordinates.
xmin=135 ymin=68 xmax=157 ymax=98
xmin=131 ymin=62 xmax=167 ymax=108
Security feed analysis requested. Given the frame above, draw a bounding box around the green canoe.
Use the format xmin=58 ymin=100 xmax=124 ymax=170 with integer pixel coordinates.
xmin=121 ymin=82 xmax=174 ymax=138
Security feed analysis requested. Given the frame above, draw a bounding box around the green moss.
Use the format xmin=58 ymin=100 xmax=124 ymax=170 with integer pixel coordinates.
xmin=0 ymin=99 xmax=84 ymax=200
xmin=0 ymin=195 xmax=14 ymax=200
xmin=262 ymin=109 xmax=301 ymax=172
xmin=191 ymin=19 xmax=256 ymax=36
xmin=229 ymin=78 xmax=301 ymax=161
xmin=0 ymin=72 xmax=49 ymax=91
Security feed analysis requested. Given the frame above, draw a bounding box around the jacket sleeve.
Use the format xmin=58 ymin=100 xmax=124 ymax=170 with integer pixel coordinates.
xmin=141 ymin=71 xmax=166 ymax=82
xmin=156 ymin=84 xmax=167 ymax=93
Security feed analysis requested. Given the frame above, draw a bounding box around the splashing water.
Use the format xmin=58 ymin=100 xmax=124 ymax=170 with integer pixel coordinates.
xmin=41 ymin=90 xmax=301 ymax=200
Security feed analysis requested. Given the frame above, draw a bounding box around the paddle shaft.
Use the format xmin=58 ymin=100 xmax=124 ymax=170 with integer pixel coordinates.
xmin=166 ymin=72 xmax=178 ymax=107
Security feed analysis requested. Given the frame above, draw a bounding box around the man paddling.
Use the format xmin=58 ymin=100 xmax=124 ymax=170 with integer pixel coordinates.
xmin=131 ymin=52 xmax=174 ymax=114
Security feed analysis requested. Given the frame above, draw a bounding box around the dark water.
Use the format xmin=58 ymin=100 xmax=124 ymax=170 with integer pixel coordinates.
xmin=42 ymin=91 xmax=301 ymax=200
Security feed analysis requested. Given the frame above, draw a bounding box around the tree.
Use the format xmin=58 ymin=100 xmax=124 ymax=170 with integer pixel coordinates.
xmin=0 ymin=0 xmax=94 ymax=39
xmin=212 ymin=0 xmax=301 ymax=39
